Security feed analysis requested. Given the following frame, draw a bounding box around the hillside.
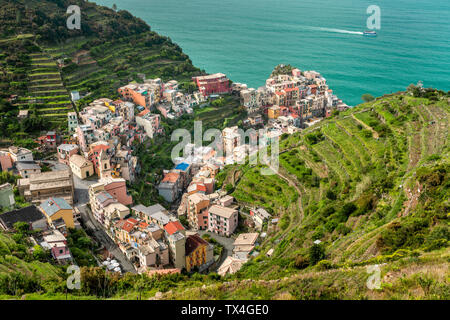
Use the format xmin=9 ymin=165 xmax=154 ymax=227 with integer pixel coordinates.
xmin=227 ymin=91 xmax=449 ymax=275
xmin=0 ymin=230 xmax=64 ymax=297
xmin=0 ymin=1 xmax=448 ymax=300
xmin=162 ymin=90 xmax=449 ymax=299
xmin=0 ymin=90 xmax=445 ymax=301
xmin=0 ymin=0 xmax=202 ymax=143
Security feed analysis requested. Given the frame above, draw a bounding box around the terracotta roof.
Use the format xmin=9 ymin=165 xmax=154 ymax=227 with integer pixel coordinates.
xmin=118 ymin=218 xmax=138 ymax=233
xmin=137 ymin=108 xmax=150 ymax=117
xmin=138 ymin=222 xmax=149 ymax=229
xmin=162 ymin=172 xmax=180 ymax=183
xmin=90 ymin=144 xmax=110 ymax=154
xmin=164 ymin=221 xmax=185 ymax=235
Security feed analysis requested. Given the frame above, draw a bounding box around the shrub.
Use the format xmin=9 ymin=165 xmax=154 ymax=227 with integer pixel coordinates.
xmin=324 ymin=220 xmax=338 ymax=233
xmin=362 ymin=129 xmax=373 ymax=138
xmin=309 ymin=244 xmax=326 ymax=265
xmin=424 ymin=226 xmax=450 ymax=251
xmin=294 ymin=255 xmax=309 ymax=269
xmin=225 ymin=183 xmax=233 ymax=193
xmin=340 ymin=202 xmax=357 ymax=217
xmin=321 ymin=205 xmax=335 ymax=217
xmin=316 ymin=259 xmax=334 ymax=271
xmin=336 ymin=224 xmax=352 ymax=235
xmin=362 ymin=94 xmax=375 ymax=102
xmin=326 ymin=189 xmax=336 ymax=200
xmin=377 ymin=218 xmax=429 ymax=253
xmin=312 ymin=228 xmax=324 ymax=240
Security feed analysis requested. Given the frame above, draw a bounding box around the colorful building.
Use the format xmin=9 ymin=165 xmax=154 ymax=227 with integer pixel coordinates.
xmin=185 ymin=234 xmax=208 ymax=272
xmin=187 ymin=193 xmax=210 ymax=231
xmin=39 ymin=197 xmax=75 ymax=229
xmin=208 ymin=205 xmax=238 ymax=237
xmin=69 ymin=155 xmax=94 ymax=180
xmin=57 ymin=144 xmax=79 ymax=165
xmin=193 ymin=73 xmax=230 ymax=97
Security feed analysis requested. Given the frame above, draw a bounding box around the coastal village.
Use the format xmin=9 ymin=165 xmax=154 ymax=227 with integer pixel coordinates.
xmin=0 ymin=66 xmax=349 ymax=277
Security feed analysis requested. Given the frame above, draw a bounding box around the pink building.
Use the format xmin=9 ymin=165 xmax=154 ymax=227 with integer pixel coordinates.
xmin=0 ymin=153 xmax=13 ymax=171
xmin=193 ymin=73 xmax=230 ymax=97
xmin=50 ymin=243 xmax=72 ymax=263
xmin=208 ymin=205 xmax=238 ymax=237
xmin=57 ymin=144 xmax=79 ymax=165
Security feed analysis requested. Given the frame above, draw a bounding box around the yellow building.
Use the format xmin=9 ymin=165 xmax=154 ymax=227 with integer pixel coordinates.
xmin=69 ymin=154 xmax=94 ymax=180
xmin=268 ymin=105 xmax=281 ymax=119
xmin=185 ymin=234 xmax=208 ymax=272
xmin=39 ymin=197 xmax=75 ymax=229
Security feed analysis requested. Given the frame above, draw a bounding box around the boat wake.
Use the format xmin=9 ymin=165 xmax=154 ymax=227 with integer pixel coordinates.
xmin=309 ymin=27 xmax=364 ymax=35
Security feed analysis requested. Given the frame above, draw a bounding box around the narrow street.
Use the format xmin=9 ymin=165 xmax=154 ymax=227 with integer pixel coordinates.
xmin=43 ymin=160 xmax=136 ymax=273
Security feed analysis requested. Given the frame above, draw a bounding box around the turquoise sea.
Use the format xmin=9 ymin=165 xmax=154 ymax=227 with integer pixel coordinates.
xmin=95 ymin=0 xmax=450 ymax=105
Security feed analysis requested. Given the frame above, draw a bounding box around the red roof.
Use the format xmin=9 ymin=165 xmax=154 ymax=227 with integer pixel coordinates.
xmin=162 ymin=172 xmax=180 ymax=183
xmin=164 ymin=221 xmax=185 ymax=235
xmin=120 ymin=218 xmax=138 ymax=233
xmin=91 ymin=144 xmax=110 ymax=153
xmin=138 ymin=222 xmax=149 ymax=229
xmin=137 ymin=108 xmax=150 ymax=117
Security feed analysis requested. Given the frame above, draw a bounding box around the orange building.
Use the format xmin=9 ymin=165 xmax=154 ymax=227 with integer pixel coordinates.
xmin=268 ymin=106 xmax=281 ymax=119
xmin=185 ymin=234 xmax=208 ymax=272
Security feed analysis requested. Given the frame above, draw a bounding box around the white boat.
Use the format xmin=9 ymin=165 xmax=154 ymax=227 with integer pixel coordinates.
xmin=363 ymin=30 xmax=377 ymax=37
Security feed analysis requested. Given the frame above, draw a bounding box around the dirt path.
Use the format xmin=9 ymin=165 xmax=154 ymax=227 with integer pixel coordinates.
xmin=269 ymin=165 xmax=304 ymax=220
xmin=352 ymin=114 xmax=379 ymax=139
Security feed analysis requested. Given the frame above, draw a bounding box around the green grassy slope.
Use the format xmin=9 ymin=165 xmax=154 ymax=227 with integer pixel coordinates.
xmin=159 ymin=91 xmax=449 ymax=299
xmin=231 ymin=93 xmax=449 ymax=277
xmin=0 ymin=231 xmax=64 ymax=296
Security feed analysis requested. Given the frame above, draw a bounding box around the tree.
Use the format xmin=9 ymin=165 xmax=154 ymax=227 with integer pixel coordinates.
xmin=32 ymin=245 xmax=48 ymax=261
xmin=112 ymin=4 xmax=118 ymax=11
xmin=225 ymin=183 xmax=233 ymax=193
xmin=309 ymin=243 xmax=326 ymax=265
xmin=362 ymin=93 xmax=375 ymax=102
xmin=13 ymin=221 xmax=30 ymax=234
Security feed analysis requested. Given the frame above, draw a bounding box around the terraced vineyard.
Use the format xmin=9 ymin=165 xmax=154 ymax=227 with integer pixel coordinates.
xmin=18 ymin=51 xmax=73 ymax=125
xmin=216 ymin=93 xmax=449 ymax=282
